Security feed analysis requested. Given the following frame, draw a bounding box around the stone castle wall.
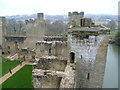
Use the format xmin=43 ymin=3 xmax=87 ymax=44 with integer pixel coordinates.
xmin=33 ymin=57 xmax=67 ymax=71
xmin=23 ymin=13 xmax=46 ymax=50
xmin=35 ymin=41 xmax=68 ymax=58
xmin=1 ymin=13 xmax=46 ymax=55
xmin=68 ymin=33 xmax=108 ymax=88
xmin=33 ymin=74 xmax=62 ymax=88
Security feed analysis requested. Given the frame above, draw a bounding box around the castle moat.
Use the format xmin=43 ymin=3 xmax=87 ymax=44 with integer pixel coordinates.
xmin=103 ymin=44 xmax=119 ymax=88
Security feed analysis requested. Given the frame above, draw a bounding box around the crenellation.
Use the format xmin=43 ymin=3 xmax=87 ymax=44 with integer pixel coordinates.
xmin=37 ymin=13 xmax=44 ymax=20
xmin=68 ymin=11 xmax=95 ymax=28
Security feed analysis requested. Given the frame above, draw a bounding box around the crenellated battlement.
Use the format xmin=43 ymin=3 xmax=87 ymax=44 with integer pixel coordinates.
xmin=25 ymin=13 xmax=44 ymax=24
xmin=68 ymin=11 xmax=94 ymax=28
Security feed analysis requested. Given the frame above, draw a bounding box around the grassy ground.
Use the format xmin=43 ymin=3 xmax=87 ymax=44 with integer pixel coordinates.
xmin=0 ymin=58 xmax=20 ymax=77
xmin=95 ymin=21 xmax=108 ymax=25
xmin=2 ymin=65 xmax=33 ymax=88
xmin=110 ymin=29 xmax=118 ymax=36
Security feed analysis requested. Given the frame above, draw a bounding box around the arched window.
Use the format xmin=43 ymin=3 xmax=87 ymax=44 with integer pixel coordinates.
xmin=70 ymin=52 xmax=75 ymax=63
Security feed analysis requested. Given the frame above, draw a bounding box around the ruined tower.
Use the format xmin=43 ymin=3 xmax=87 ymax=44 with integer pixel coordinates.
xmin=68 ymin=11 xmax=94 ymax=28
xmin=23 ymin=13 xmax=46 ymax=50
xmin=68 ymin=11 xmax=109 ymax=88
xmin=37 ymin=13 xmax=44 ymax=20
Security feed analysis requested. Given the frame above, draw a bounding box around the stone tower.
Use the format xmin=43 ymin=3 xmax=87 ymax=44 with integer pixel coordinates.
xmin=68 ymin=11 xmax=109 ymax=88
xmin=0 ymin=17 xmax=7 ymax=53
xmin=23 ymin=13 xmax=46 ymax=50
xmin=68 ymin=11 xmax=94 ymax=28
xmin=37 ymin=13 xmax=44 ymax=20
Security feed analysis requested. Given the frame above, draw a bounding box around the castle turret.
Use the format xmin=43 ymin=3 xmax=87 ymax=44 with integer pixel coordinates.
xmin=79 ymin=11 xmax=84 ymax=17
xmin=68 ymin=11 xmax=94 ymax=28
xmin=37 ymin=13 xmax=44 ymax=20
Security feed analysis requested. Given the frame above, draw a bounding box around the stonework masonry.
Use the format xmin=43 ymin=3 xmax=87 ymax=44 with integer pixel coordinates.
xmin=68 ymin=33 xmax=108 ymax=88
xmin=0 ymin=17 xmax=27 ymax=55
xmin=35 ymin=41 xmax=67 ymax=58
xmin=32 ymin=36 xmax=75 ymax=88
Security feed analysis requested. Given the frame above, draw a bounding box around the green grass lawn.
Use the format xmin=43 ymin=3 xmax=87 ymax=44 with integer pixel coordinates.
xmin=2 ymin=65 xmax=33 ymax=88
xmin=0 ymin=58 xmax=20 ymax=77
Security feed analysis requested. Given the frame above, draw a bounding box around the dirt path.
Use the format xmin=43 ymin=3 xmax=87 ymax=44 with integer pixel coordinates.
xmin=0 ymin=61 xmax=33 ymax=85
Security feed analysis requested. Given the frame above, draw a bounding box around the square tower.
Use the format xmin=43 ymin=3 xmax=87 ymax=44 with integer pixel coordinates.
xmin=0 ymin=17 xmax=6 ymax=52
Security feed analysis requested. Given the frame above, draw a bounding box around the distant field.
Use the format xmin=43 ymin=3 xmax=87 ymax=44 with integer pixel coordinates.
xmin=0 ymin=58 xmax=20 ymax=77
xmin=110 ymin=29 xmax=118 ymax=36
xmin=95 ymin=21 xmax=108 ymax=25
xmin=2 ymin=65 xmax=33 ymax=88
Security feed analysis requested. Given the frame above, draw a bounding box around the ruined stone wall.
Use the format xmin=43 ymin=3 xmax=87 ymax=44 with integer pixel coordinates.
xmin=3 ymin=37 xmax=26 ymax=55
xmin=35 ymin=41 xmax=68 ymax=58
xmin=32 ymin=69 xmax=62 ymax=88
xmin=0 ymin=17 xmax=27 ymax=55
xmin=33 ymin=74 xmax=62 ymax=88
xmin=35 ymin=41 xmax=52 ymax=57
xmin=68 ymin=33 xmax=108 ymax=88
xmin=32 ymin=35 xmax=76 ymax=88
xmin=23 ymin=13 xmax=46 ymax=50
xmin=33 ymin=57 xmax=67 ymax=71
xmin=32 ymin=57 xmax=75 ymax=88
xmin=5 ymin=40 xmax=18 ymax=54
xmin=18 ymin=48 xmax=36 ymax=62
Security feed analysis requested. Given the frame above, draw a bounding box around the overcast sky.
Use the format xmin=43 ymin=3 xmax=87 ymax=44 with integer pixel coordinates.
xmin=0 ymin=0 xmax=119 ymax=16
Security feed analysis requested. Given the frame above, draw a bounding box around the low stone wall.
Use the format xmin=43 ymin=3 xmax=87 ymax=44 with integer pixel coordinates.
xmin=32 ymin=63 xmax=75 ymax=88
xmin=33 ymin=57 xmax=67 ymax=71
xmin=33 ymin=74 xmax=62 ymax=88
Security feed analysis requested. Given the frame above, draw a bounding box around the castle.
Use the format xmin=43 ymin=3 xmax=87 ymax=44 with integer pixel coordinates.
xmin=0 ymin=11 xmax=110 ymax=88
